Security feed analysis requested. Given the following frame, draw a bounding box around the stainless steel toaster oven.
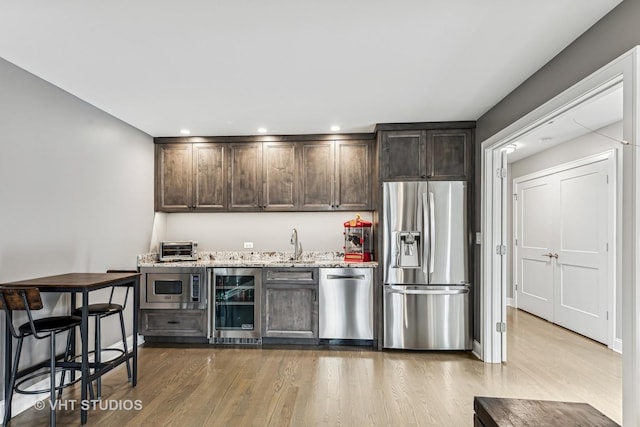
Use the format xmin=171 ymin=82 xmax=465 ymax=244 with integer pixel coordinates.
xmin=159 ymin=241 xmax=198 ymax=262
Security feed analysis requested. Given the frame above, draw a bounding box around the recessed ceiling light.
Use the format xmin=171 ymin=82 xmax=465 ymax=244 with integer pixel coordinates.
xmin=330 ymin=125 xmax=341 ymax=132
xmin=539 ymin=137 xmax=553 ymax=143
xmin=500 ymin=144 xmax=517 ymax=154
xmin=179 ymin=129 xmax=191 ymax=135
xmin=257 ymin=127 xmax=267 ymax=133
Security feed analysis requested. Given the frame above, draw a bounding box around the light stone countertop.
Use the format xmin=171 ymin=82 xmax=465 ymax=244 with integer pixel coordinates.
xmin=137 ymin=251 xmax=378 ymax=269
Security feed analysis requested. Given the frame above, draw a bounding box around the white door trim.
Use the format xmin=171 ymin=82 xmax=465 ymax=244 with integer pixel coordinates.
xmin=513 ymin=150 xmax=617 ymax=349
xmin=479 ymin=46 xmax=640 ymax=425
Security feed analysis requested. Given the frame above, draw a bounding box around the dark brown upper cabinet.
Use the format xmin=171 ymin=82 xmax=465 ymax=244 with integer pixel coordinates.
xmin=227 ymin=141 xmax=298 ymax=211
xmin=299 ymin=141 xmax=334 ymax=210
xmin=335 ymin=140 xmax=372 ymax=210
xmin=426 ymin=129 xmax=472 ymax=180
xmin=378 ymin=123 xmax=474 ymax=181
xmin=228 ymin=143 xmax=263 ymax=211
xmin=263 ymin=142 xmax=297 ymax=210
xmin=194 ymin=144 xmax=226 ymax=210
xmin=380 ymin=130 xmax=427 ymax=180
xmin=299 ymin=139 xmax=372 ymax=211
xmin=155 ymin=143 xmax=226 ymax=212
xmin=155 ymin=135 xmax=374 ymax=213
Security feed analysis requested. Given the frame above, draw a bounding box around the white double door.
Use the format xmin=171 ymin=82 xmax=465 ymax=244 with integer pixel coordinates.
xmin=515 ymin=157 xmax=612 ymax=344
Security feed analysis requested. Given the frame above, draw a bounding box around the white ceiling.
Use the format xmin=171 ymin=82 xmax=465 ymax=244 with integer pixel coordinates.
xmin=0 ymin=1 xmax=622 ymax=137
xmin=505 ymin=84 xmax=623 ymax=163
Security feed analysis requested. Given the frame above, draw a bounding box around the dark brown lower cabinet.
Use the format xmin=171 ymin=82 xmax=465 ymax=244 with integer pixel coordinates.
xmin=140 ymin=309 xmax=208 ymax=337
xmin=262 ymin=269 xmax=319 ymax=342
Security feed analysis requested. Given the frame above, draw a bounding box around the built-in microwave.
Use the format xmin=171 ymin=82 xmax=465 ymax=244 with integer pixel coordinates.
xmin=140 ymin=266 xmax=207 ymax=309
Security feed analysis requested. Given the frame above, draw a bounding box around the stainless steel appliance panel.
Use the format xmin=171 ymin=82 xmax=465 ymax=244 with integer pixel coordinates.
xmin=383 ymin=284 xmax=471 ymax=350
xmin=383 ymin=181 xmax=429 ymax=285
xmin=319 ymin=268 xmax=373 ymax=340
xmin=383 ymin=181 xmax=468 ymax=286
xmin=140 ymin=266 xmax=207 ymax=309
xmin=428 ymin=181 xmax=468 ymax=285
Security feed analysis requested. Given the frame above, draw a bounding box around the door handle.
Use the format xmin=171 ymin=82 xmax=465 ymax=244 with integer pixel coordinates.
xmin=428 ymin=192 xmax=435 ymax=275
xmin=386 ymin=288 xmax=469 ymax=295
xmin=326 ymin=275 xmax=365 ymax=280
xmin=541 ymin=252 xmax=559 ymax=259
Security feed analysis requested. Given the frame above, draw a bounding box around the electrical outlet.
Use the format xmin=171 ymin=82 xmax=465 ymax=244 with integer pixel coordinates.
xmin=243 ymin=242 xmax=254 ymax=249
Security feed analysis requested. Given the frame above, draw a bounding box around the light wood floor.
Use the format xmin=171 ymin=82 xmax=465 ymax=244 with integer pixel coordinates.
xmin=7 ymin=307 xmax=622 ymax=426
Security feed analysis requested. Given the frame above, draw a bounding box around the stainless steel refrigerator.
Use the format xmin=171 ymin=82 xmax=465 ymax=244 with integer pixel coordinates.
xmin=382 ymin=181 xmax=471 ymax=350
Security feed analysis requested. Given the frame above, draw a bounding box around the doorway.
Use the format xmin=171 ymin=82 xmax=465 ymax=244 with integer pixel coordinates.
xmin=480 ymin=47 xmax=640 ymax=424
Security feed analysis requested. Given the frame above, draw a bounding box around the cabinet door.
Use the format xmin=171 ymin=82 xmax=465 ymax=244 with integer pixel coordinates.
xmin=155 ymin=144 xmax=193 ymax=212
xmin=335 ymin=140 xmax=371 ymax=210
xmin=193 ymin=143 xmax=226 ymax=210
xmin=262 ymin=284 xmax=318 ymax=339
xmin=228 ymin=143 xmax=263 ymax=211
xmin=381 ymin=130 xmax=427 ymax=180
xmin=299 ymin=141 xmax=335 ymax=210
xmin=426 ymin=129 xmax=471 ymax=180
xmin=263 ymin=142 xmax=297 ymax=210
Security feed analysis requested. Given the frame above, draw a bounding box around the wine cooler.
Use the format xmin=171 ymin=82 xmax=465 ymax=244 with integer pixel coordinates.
xmin=211 ymin=268 xmax=262 ymax=343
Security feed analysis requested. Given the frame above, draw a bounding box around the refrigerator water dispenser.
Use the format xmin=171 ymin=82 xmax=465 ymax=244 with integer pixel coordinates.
xmin=396 ymin=231 xmax=421 ymax=268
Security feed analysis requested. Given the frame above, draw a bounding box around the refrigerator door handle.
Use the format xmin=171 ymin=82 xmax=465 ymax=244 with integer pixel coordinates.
xmin=385 ymin=287 xmax=469 ymax=296
xmin=429 ymin=191 xmax=436 ymax=275
xmin=422 ymin=194 xmax=429 ymax=275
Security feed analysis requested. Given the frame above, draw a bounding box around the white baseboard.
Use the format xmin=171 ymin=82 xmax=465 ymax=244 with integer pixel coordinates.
xmin=612 ymin=337 xmax=622 ymax=354
xmin=1 ymin=334 xmax=140 ymax=421
xmin=472 ymin=339 xmax=482 ymax=360
xmin=507 ymin=298 xmax=515 ymax=307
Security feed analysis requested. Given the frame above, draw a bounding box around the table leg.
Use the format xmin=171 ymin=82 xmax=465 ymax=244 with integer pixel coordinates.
xmin=70 ymin=293 xmax=77 ymax=382
xmin=132 ymin=278 xmax=138 ymax=386
xmin=80 ymin=291 xmax=89 ymax=425
xmin=4 ymin=312 xmax=13 ymax=422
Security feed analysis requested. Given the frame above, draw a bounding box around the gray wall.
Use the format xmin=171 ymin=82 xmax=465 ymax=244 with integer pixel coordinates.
xmin=473 ymin=0 xmax=640 ymax=343
xmin=0 ymin=58 xmax=154 ymax=401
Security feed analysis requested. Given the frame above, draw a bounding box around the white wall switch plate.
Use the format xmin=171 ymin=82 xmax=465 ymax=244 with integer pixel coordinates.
xmin=243 ymin=242 xmax=254 ymax=249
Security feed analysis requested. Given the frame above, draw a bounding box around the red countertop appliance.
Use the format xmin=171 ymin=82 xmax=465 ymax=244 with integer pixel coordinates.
xmin=343 ymin=214 xmax=373 ymax=262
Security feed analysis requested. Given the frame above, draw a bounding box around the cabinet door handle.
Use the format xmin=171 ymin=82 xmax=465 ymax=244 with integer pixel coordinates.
xmin=167 ymin=321 xmax=180 ymax=324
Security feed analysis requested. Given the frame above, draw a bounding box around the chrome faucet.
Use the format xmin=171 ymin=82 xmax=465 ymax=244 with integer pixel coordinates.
xmin=290 ymin=228 xmax=303 ymax=260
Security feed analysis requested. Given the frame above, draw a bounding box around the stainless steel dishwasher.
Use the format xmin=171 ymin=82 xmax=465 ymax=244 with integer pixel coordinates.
xmin=319 ymin=268 xmax=373 ymax=340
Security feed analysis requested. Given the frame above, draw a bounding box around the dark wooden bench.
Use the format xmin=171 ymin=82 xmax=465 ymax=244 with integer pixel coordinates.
xmin=474 ymin=396 xmax=619 ymax=427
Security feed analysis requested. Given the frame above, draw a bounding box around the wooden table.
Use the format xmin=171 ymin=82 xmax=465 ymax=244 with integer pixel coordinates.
xmin=474 ymin=396 xmax=620 ymax=427
xmin=2 ymin=272 xmax=140 ymax=425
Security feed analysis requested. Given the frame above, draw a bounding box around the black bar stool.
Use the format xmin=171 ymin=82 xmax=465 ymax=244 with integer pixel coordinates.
xmin=70 ymin=270 xmax=132 ymax=398
xmin=1 ymin=286 xmax=82 ymax=427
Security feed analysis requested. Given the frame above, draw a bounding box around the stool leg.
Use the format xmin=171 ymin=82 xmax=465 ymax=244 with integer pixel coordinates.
xmin=2 ymin=336 xmax=23 ymax=427
xmin=118 ymin=310 xmax=132 ymax=380
xmin=57 ymin=329 xmax=75 ymax=399
xmin=49 ymin=332 xmax=56 ymax=427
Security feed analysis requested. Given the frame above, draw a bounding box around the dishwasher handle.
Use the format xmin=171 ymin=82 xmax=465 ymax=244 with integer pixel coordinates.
xmin=325 ymin=274 xmax=365 ymax=280
xmin=385 ymin=287 xmax=469 ymax=295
